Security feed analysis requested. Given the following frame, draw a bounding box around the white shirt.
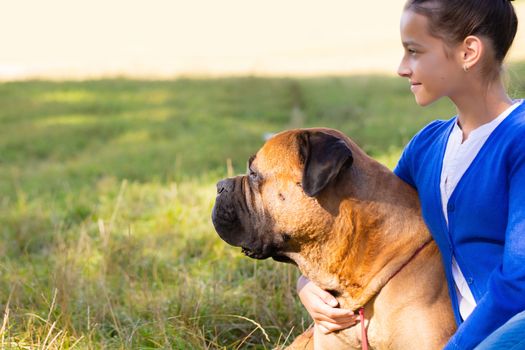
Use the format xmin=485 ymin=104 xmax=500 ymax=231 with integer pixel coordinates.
xmin=440 ymin=100 xmax=523 ymax=321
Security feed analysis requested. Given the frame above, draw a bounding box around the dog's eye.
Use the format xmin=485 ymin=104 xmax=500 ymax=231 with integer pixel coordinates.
xmin=249 ymin=169 xmax=259 ymax=181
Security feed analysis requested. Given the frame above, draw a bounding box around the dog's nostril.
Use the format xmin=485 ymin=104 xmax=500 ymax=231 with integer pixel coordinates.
xmin=217 ymin=180 xmax=227 ymax=194
xmin=216 ymin=180 xmax=224 ymax=194
xmin=216 ymin=179 xmax=234 ymax=194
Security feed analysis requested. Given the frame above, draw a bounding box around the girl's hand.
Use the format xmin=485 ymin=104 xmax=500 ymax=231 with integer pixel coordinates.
xmin=297 ymin=275 xmax=358 ymax=334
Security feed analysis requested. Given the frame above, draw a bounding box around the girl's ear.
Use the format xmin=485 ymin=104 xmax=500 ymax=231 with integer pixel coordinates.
xmin=460 ymin=35 xmax=483 ymax=72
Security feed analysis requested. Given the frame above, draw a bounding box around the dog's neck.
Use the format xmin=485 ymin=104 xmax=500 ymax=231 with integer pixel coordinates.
xmin=292 ymin=163 xmax=432 ymax=311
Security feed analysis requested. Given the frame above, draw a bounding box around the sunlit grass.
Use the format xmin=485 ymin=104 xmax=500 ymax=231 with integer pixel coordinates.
xmin=38 ymin=90 xmax=98 ymax=104
xmin=0 ymin=62 xmax=524 ymax=348
xmin=37 ymin=114 xmax=99 ymax=127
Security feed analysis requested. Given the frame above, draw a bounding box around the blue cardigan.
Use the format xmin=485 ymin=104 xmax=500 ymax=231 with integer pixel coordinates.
xmin=393 ymin=101 xmax=525 ymax=350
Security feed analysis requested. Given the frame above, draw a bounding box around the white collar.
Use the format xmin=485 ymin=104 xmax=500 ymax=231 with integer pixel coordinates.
xmin=453 ymin=99 xmax=523 ymax=142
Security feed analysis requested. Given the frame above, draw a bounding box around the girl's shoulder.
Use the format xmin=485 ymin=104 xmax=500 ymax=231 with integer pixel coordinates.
xmin=406 ymin=117 xmax=455 ymax=151
xmin=499 ymin=100 xmax=525 ymax=143
xmin=417 ymin=118 xmax=454 ymax=136
xmin=505 ymin=100 xmax=525 ymax=129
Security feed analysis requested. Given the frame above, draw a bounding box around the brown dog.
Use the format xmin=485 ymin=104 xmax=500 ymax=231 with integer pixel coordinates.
xmin=212 ymin=128 xmax=455 ymax=349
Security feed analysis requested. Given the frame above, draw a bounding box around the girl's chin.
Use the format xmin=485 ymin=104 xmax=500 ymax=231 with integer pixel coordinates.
xmin=415 ymin=99 xmax=432 ymax=107
xmin=414 ymin=93 xmax=439 ymax=107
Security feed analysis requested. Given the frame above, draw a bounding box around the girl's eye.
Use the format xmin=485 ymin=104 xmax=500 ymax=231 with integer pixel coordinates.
xmin=407 ymin=48 xmax=417 ymax=55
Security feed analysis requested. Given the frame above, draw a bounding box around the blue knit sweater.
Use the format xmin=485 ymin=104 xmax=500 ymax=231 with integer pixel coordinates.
xmin=393 ymin=101 xmax=525 ymax=350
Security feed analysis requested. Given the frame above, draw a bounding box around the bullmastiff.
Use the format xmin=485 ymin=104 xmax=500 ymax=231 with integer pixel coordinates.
xmin=211 ymin=128 xmax=455 ymax=349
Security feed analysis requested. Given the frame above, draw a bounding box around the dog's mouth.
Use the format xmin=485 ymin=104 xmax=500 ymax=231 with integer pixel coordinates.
xmin=241 ymin=246 xmax=271 ymax=260
xmin=271 ymin=254 xmax=296 ymax=265
xmin=241 ymin=246 xmax=296 ymax=265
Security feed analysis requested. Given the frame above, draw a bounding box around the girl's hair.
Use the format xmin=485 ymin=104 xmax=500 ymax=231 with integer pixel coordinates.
xmin=404 ymin=0 xmax=518 ymax=76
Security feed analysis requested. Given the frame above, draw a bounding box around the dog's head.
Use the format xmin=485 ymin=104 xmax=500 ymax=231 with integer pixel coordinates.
xmin=211 ymin=128 xmax=353 ymax=263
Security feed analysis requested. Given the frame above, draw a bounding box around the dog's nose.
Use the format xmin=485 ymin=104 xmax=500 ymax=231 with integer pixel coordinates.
xmin=217 ymin=179 xmax=234 ymax=194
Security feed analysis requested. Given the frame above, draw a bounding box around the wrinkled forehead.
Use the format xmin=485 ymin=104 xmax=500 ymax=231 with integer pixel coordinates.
xmin=254 ymin=131 xmax=303 ymax=177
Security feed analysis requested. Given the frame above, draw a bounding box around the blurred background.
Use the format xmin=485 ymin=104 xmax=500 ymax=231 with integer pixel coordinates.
xmin=2 ymin=0 xmax=524 ymax=79
xmin=1 ymin=1 xmax=524 ymax=349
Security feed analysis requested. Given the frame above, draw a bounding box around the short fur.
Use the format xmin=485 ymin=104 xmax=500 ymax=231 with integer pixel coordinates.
xmin=212 ymin=128 xmax=455 ymax=349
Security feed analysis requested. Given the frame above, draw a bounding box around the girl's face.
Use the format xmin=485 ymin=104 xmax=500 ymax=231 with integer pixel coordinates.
xmin=397 ymin=10 xmax=464 ymax=106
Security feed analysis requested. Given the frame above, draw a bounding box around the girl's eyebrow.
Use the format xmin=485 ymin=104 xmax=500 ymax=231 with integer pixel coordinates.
xmin=402 ymin=40 xmax=422 ymax=48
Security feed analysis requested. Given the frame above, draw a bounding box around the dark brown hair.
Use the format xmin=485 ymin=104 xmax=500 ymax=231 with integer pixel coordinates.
xmin=404 ymin=0 xmax=518 ymax=72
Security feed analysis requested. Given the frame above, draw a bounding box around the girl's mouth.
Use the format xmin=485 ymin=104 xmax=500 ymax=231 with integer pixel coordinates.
xmin=410 ymin=82 xmax=421 ymax=92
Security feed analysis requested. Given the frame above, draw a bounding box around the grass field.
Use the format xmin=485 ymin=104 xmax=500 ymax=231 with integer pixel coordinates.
xmin=1 ymin=63 xmax=524 ymax=349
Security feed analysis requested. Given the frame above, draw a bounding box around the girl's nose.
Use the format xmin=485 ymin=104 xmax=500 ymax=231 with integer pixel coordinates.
xmin=397 ymin=61 xmax=411 ymax=78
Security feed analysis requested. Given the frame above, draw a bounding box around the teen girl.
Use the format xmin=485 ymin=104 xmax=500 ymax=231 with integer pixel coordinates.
xmin=297 ymin=1 xmax=525 ymax=348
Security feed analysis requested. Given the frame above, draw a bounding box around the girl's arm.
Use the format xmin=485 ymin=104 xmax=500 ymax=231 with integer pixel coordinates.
xmin=444 ymin=140 xmax=525 ymax=350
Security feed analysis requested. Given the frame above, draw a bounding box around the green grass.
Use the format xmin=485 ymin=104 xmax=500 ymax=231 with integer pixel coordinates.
xmin=1 ymin=62 xmax=524 ymax=349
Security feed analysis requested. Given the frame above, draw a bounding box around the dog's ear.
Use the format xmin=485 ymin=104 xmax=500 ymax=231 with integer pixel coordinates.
xmin=298 ymin=131 xmax=353 ymax=197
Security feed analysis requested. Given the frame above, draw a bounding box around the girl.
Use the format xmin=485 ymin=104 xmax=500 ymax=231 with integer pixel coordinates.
xmin=297 ymin=0 xmax=525 ymax=349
